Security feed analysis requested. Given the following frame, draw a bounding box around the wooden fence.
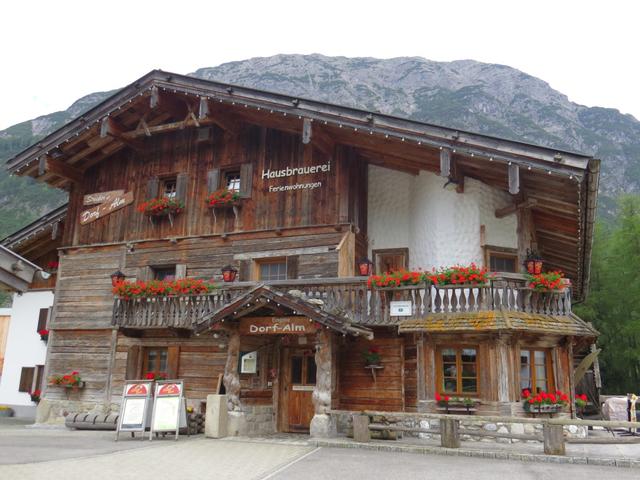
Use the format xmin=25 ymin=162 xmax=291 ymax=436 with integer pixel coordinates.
xmin=330 ymin=410 xmax=640 ymax=456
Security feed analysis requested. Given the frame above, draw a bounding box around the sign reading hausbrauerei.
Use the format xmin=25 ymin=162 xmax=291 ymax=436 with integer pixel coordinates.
xmin=262 ymin=161 xmax=330 ymax=193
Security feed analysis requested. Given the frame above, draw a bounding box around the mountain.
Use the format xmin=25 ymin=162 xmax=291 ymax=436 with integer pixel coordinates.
xmin=2 ymin=54 xmax=638 ymax=237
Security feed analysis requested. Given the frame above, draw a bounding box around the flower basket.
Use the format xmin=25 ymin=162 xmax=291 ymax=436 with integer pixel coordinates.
xmin=137 ymin=197 xmax=184 ymax=226
xmin=207 ymin=189 xmax=242 ymax=224
xmin=29 ymin=390 xmax=41 ymax=404
xmin=49 ymin=371 xmax=84 ymax=391
xmin=525 ymin=271 xmax=566 ymax=292
xmin=145 ymin=372 xmax=168 ymax=382
xmin=521 ymin=389 xmax=568 ymax=415
xmin=38 ymin=329 xmax=49 ymax=342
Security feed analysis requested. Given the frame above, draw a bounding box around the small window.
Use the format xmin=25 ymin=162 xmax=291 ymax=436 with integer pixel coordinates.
xmin=152 ymin=266 xmax=176 ymax=281
xmin=373 ymin=248 xmax=409 ymax=275
xmin=37 ymin=308 xmax=48 ymax=333
xmin=162 ymin=178 xmax=177 ymax=199
xmin=258 ymin=260 xmax=287 ymax=281
xmin=520 ymin=348 xmax=554 ymax=393
xmin=143 ymin=347 xmax=168 ymax=377
xmin=305 ymin=356 xmax=317 ymax=385
xmin=485 ymin=246 xmax=518 ymax=273
xmin=437 ymin=346 xmax=478 ymax=395
xmin=224 ymin=170 xmax=241 ymax=192
xmin=19 ymin=367 xmax=35 ymax=393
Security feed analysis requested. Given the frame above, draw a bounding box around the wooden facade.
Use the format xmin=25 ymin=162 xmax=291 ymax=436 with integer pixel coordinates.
xmin=2 ymin=71 xmax=600 ymax=431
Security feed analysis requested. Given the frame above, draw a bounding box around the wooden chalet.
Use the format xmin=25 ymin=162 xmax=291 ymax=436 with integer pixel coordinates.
xmin=4 ymin=70 xmax=600 ymax=434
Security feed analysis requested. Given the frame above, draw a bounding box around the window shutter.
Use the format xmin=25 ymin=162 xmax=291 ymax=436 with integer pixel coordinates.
xmin=286 ymin=256 xmax=299 ymax=280
xmin=36 ymin=308 xmax=48 ymax=332
xmin=176 ymin=173 xmax=189 ymax=206
xmin=125 ymin=346 xmax=140 ymax=380
xmin=146 ymin=176 xmax=159 ymax=199
xmin=239 ymin=163 xmax=253 ymax=198
xmin=167 ymin=346 xmax=180 ymax=379
xmin=238 ymin=260 xmax=251 ymax=281
xmin=19 ymin=367 xmax=35 ymax=392
xmin=207 ymin=168 xmax=220 ymax=193
xmin=35 ymin=365 xmax=44 ymax=391
xmin=175 ymin=264 xmax=187 ymax=279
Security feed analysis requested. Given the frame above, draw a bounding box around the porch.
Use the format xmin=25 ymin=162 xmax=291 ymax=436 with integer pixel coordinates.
xmin=111 ymin=273 xmax=574 ymax=331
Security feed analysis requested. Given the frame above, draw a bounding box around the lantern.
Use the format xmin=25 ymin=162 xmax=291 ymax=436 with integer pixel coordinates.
xmin=524 ymin=249 xmax=543 ymax=275
xmin=110 ymin=270 xmax=126 ymax=287
xmin=221 ymin=265 xmax=238 ymax=283
xmin=357 ymin=258 xmax=373 ymax=276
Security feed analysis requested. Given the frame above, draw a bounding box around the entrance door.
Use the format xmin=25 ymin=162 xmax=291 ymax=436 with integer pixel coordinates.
xmin=283 ymin=349 xmax=316 ymax=432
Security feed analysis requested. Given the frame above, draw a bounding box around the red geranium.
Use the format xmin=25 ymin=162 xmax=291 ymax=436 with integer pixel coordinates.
xmin=206 ymin=189 xmax=241 ymax=208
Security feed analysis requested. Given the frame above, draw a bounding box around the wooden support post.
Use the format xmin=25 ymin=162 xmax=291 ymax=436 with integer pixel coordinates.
xmin=543 ymin=423 xmax=565 ymax=455
xmin=440 ymin=418 xmax=460 ymax=448
xmin=223 ymin=328 xmax=241 ymax=412
xmin=440 ymin=148 xmax=451 ymax=178
xmin=353 ymin=414 xmax=370 ymax=443
xmin=496 ymin=336 xmax=511 ymax=403
xmin=310 ymin=329 xmax=336 ymax=438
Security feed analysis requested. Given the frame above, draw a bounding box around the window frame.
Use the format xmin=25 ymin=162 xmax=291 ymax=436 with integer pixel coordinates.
xmin=151 ymin=265 xmax=176 ymax=281
xmin=372 ymin=248 xmax=409 ymax=275
xmin=436 ymin=345 xmax=480 ymax=396
xmin=160 ymin=176 xmax=178 ymax=199
xmin=255 ymin=258 xmax=288 ymax=281
xmin=484 ymin=245 xmax=519 ymax=273
xmin=519 ymin=347 xmax=555 ymax=393
xmin=142 ymin=347 xmax=169 ymax=377
xmin=222 ymin=169 xmax=242 ymax=192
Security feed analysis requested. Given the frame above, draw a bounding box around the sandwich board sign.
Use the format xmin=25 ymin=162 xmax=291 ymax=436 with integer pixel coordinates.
xmin=115 ymin=380 xmax=153 ymax=441
xmin=149 ymin=380 xmax=188 ymax=440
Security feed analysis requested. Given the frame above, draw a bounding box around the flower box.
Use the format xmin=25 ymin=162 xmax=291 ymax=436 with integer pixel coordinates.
xmin=38 ymin=329 xmax=49 ymax=342
xmin=113 ymin=278 xmax=216 ymax=300
xmin=137 ymin=197 xmax=184 ymax=226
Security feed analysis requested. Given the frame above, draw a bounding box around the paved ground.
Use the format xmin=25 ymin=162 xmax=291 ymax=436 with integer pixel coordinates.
xmin=0 ymin=420 xmax=638 ymax=479
xmin=269 ymin=447 xmax=640 ymax=479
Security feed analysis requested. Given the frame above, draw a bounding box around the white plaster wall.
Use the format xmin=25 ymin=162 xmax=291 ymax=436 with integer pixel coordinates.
xmin=0 ymin=291 xmax=52 ymax=411
xmin=368 ymin=166 xmax=517 ymax=270
xmin=367 ymin=165 xmax=411 ymax=251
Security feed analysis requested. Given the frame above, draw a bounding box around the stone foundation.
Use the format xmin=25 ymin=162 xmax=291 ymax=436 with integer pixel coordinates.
xmin=227 ymin=405 xmax=275 ymax=436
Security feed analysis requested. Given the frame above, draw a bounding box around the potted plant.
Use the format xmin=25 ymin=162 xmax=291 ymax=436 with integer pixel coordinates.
xmin=435 ymin=392 xmax=451 ymax=411
xmin=206 ymin=189 xmax=241 ymax=208
xmin=363 ymin=346 xmax=381 ymax=367
xmin=526 ymin=271 xmax=566 ymax=292
xmin=112 ymin=278 xmax=216 ymax=299
xmin=137 ymin=197 xmax=184 ymax=226
xmin=145 ymin=372 xmax=169 ymax=382
xmin=524 ymin=249 xmax=543 ymax=275
xmin=29 ymin=389 xmax=41 ymax=404
xmin=521 ymin=388 xmax=568 ymax=414
xmin=575 ymin=393 xmax=588 ymax=416
xmin=38 ymin=329 xmax=49 ymax=342
xmin=50 ymin=371 xmax=85 ymax=391
xmin=45 ymin=261 xmax=59 ymax=274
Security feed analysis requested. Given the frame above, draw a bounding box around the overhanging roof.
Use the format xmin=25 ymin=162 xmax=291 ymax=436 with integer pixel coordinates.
xmin=194 ymin=285 xmax=373 ymax=338
xmin=4 ymin=70 xmax=599 ymax=300
xmin=0 ymin=244 xmax=41 ymax=292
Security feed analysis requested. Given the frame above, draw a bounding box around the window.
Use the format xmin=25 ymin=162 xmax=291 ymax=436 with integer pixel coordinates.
xmin=19 ymin=367 xmax=35 ymax=393
xmin=485 ymin=246 xmax=518 ymax=273
xmin=224 ymin=170 xmax=241 ymax=192
xmin=258 ymin=259 xmax=287 ymax=281
xmin=162 ymin=178 xmax=177 ymax=199
xmin=152 ymin=266 xmax=176 ymax=281
xmin=520 ymin=349 xmax=554 ymax=393
xmin=37 ymin=308 xmax=48 ymax=333
xmin=373 ymin=248 xmax=409 ymax=275
xmin=437 ymin=346 xmax=478 ymax=395
xmin=143 ymin=347 xmax=168 ymax=377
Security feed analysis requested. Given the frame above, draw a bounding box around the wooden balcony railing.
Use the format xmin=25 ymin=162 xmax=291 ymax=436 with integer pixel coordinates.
xmin=112 ymin=273 xmax=572 ymax=330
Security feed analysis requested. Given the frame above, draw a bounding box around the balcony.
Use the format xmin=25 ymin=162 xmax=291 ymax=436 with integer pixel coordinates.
xmin=112 ymin=273 xmax=573 ymax=331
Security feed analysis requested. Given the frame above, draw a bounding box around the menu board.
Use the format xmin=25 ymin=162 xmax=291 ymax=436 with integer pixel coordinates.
xmin=115 ymin=381 xmax=153 ymax=440
xmin=149 ymin=380 xmax=187 ymax=440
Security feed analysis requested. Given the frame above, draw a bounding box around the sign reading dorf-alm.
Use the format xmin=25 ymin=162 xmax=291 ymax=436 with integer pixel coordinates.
xmin=239 ymin=317 xmax=318 ymax=335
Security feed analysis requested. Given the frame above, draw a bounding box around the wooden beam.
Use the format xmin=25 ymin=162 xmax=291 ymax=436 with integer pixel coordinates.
xmin=495 ymin=198 xmax=538 ymax=218
xmin=100 ymin=117 xmax=145 ymax=151
xmin=440 ymin=148 xmax=451 ymax=178
xmin=150 ymin=85 xmax=159 ymax=109
xmin=302 ymin=118 xmax=312 ymax=144
xmin=199 ymin=101 xmax=239 ymax=133
xmin=508 ymin=163 xmax=520 ymax=195
xmin=38 ymin=155 xmax=83 ymax=184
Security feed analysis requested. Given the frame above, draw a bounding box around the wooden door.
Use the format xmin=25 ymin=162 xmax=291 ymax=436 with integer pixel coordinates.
xmin=282 ymin=349 xmax=316 ymax=432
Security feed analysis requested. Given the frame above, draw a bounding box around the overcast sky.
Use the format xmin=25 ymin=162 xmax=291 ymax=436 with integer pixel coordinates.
xmin=1 ymin=0 xmax=638 ymax=131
